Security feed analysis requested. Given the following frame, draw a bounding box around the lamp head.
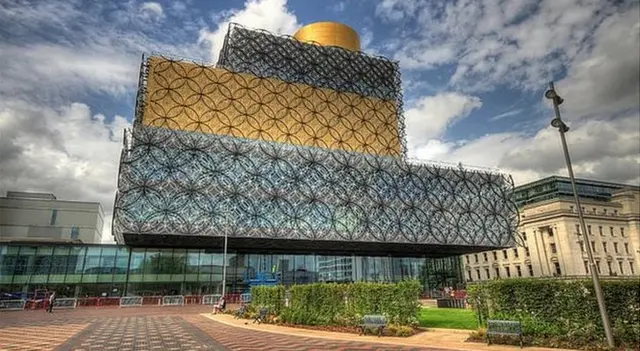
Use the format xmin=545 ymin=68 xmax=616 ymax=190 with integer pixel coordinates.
xmin=545 ymin=89 xmax=557 ymax=99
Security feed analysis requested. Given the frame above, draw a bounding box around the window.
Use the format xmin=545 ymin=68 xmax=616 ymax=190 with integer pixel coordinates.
xmin=579 ymin=241 xmax=584 ymax=252
xmin=474 ymin=254 xmax=478 ymax=263
xmin=584 ymin=260 xmax=589 ymax=274
xmin=614 ymin=210 xmax=618 ymax=216
xmin=516 ymin=265 xmax=522 ymax=277
xmin=620 ymin=228 xmax=625 ymax=237
xmin=624 ymin=243 xmax=629 ymax=254
xmin=603 ymin=242 xmax=608 ymax=253
xmin=554 ymin=262 xmax=562 ymax=275
xmin=495 ymin=267 xmax=500 ymax=278
xmin=71 ymin=227 xmax=79 ymax=240
xmin=575 ymin=224 xmax=580 ymax=234
xmin=521 ymin=232 xmax=527 ymax=241
xmin=485 ymin=268 xmax=490 ymax=279
xmin=548 ymin=228 xmax=554 ymax=237
xmin=525 ymin=247 xmax=530 ymax=257
xmin=505 ymin=266 xmax=511 ymax=277
xmin=50 ymin=209 xmax=58 ymax=225
xmin=550 ymin=243 xmax=557 ymax=254
xmin=570 ymin=205 xmax=574 ymax=212
xmin=610 ymin=227 xmax=614 ymax=236
xmin=493 ymin=252 xmax=498 ymax=260
xmin=483 ymin=253 xmax=488 ymax=262
xmin=614 ymin=243 xmax=618 ymax=254
xmin=618 ymin=261 xmax=624 ymax=274
xmin=591 ymin=241 xmax=596 ymax=252
xmin=588 ymin=225 xmax=592 ymax=235
xmin=598 ymin=226 xmax=603 ymax=236
xmin=527 ymin=264 xmax=534 ymax=276
xmin=630 ymin=262 xmax=635 ymax=275
xmin=476 ymin=269 xmax=481 ymax=280
xmin=513 ymin=248 xmax=519 ymax=258
xmin=607 ymin=261 xmax=613 ymax=275
xmin=596 ymin=261 xmax=601 ymax=273
xmin=503 ymin=250 xmax=508 ymax=259
xmin=603 ymin=209 xmax=607 ymax=215
xmin=467 ymin=271 xmax=473 ymax=280
xmin=592 ymin=207 xmax=596 ymax=214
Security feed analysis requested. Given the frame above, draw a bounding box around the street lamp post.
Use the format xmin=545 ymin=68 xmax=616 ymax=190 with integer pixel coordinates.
xmin=221 ymin=208 xmax=231 ymax=298
xmin=545 ymin=82 xmax=615 ymax=347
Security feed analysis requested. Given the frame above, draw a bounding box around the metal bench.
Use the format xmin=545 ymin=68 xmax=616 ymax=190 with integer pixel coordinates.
xmin=359 ymin=315 xmax=387 ymax=337
xmin=235 ymin=305 xmax=248 ymax=319
xmin=487 ymin=319 xmax=523 ymax=348
xmin=253 ymin=307 xmax=268 ymax=324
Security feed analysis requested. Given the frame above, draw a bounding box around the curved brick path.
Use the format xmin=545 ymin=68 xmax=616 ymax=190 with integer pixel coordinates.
xmin=0 ymin=306 xmax=450 ymax=351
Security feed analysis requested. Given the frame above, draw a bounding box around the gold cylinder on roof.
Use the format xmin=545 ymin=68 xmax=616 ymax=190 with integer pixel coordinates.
xmin=293 ymin=22 xmax=360 ymax=51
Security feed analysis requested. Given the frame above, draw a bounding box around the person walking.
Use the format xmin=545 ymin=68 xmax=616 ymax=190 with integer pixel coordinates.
xmin=46 ymin=291 xmax=56 ymax=313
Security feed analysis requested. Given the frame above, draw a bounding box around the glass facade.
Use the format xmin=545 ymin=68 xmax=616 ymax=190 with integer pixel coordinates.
xmin=0 ymin=244 xmax=463 ymax=298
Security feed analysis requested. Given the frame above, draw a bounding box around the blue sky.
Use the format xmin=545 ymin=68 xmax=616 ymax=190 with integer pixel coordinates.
xmin=1 ymin=0 xmax=638 ymax=241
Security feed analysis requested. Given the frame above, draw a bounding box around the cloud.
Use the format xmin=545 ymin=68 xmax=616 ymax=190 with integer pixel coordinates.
xmin=489 ymin=109 xmax=523 ymax=122
xmin=376 ymin=0 xmax=632 ymax=92
xmin=0 ymin=101 xmax=131 ymax=242
xmin=140 ymin=2 xmax=164 ymax=20
xmin=199 ymin=0 xmax=299 ymax=62
xmin=405 ymin=92 xmax=482 ymax=149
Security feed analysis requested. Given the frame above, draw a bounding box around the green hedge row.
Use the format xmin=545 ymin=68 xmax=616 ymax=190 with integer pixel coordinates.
xmin=468 ymin=279 xmax=640 ymax=347
xmin=251 ymin=285 xmax=285 ymax=314
xmin=251 ymin=280 xmax=421 ymax=327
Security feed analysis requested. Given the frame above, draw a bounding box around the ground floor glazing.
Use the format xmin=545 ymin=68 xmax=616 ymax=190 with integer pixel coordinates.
xmin=0 ymin=244 xmax=463 ymax=298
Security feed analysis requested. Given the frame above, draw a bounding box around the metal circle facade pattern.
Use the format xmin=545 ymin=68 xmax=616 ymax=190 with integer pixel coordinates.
xmin=113 ymin=126 xmax=518 ymax=247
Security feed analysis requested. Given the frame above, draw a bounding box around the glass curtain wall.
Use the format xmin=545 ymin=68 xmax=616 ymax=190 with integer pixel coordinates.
xmin=0 ymin=245 xmax=463 ymax=298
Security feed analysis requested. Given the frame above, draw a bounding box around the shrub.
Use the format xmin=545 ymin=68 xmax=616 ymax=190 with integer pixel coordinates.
xmin=251 ymin=285 xmax=285 ymax=314
xmin=252 ymin=280 xmax=421 ymax=327
xmin=468 ymin=278 xmax=640 ymax=349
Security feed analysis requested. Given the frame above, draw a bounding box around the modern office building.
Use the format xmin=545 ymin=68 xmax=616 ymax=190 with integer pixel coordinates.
xmin=0 ymin=191 xmax=104 ymax=244
xmin=0 ymin=23 xmax=517 ymax=298
xmin=463 ymin=176 xmax=640 ymax=281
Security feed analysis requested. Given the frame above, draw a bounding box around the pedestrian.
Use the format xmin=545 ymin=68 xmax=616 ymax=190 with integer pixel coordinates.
xmin=47 ymin=291 xmax=56 ymax=313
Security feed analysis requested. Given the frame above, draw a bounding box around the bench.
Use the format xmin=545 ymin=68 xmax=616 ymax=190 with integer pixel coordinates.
xmin=234 ymin=305 xmax=248 ymax=319
xmin=487 ymin=319 xmax=523 ymax=348
xmin=359 ymin=315 xmax=387 ymax=337
xmin=253 ymin=307 xmax=268 ymax=324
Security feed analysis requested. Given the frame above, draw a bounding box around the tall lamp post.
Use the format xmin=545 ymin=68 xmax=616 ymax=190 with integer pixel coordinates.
xmin=545 ymin=82 xmax=615 ymax=347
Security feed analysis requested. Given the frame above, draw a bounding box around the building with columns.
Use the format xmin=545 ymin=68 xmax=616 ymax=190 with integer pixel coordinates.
xmin=463 ymin=176 xmax=640 ymax=281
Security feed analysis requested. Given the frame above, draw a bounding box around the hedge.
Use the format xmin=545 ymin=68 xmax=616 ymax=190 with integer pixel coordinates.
xmin=251 ymin=285 xmax=285 ymax=314
xmin=251 ymin=280 xmax=421 ymax=327
xmin=468 ymin=279 xmax=640 ymax=348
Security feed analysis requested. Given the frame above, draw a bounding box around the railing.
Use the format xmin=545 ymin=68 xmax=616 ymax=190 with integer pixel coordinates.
xmin=162 ymin=295 xmax=185 ymax=306
xmin=2 ymin=293 xmax=258 ymax=311
xmin=0 ymin=299 xmax=26 ymax=311
xmin=53 ymin=298 xmax=78 ymax=309
xmin=202 ymin=294 xmax=222 ymax=305
xmin=120 ymin=296 xmax=143 ymax=308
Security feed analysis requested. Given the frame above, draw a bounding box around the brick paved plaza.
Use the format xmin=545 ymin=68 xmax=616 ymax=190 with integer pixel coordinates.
xmin=0 ymin=306 xmax=447 ymax=351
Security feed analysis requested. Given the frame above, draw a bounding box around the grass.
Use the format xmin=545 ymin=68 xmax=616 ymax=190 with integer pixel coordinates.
xmin=417 ymin=308 xmax=478 ymax=330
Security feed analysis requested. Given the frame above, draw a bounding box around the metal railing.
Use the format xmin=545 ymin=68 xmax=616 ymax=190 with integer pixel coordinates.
xmin=53 ymin=298 xmax=77 ymax=309
xmin=202 ymin=294 xmax=222 ymax=305
xmin=120 ymin=296 xmax=143 ymax=308
xmin=162 ymin=295 xmax=185 ymax=306
xmin=0 ymin=299 xmax=26 ymax=311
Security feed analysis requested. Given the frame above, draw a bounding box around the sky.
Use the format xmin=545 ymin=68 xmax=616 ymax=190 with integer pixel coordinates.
xmin=1 ymin=0 xmax=639 ymax=243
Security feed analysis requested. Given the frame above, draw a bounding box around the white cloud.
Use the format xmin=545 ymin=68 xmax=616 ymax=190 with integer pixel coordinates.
xmin=0 ymin=100 xmax=130 ymax=243
xmin=377 ymin=0 xmax=629 ymax=91
xmin=140 ymin=2 xmax=164 ymax=19
xmin=405 ymin=92 xmax=482 ymax=150
xmin=199 ymin=0 xmax=299 ymax=62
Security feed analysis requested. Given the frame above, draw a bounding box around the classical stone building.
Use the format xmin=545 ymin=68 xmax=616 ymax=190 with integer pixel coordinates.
xmin=463 ymin=176 xmax=640 ymax=281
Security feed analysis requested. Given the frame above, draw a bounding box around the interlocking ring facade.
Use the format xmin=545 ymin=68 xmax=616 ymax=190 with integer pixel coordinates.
xmin=141 ymin=57 xmax=402 ymax=156
xmin=113 ymin=126 xmax=518 ymax=247
xmin=113 ymin=24 xmax=518 ymax=249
